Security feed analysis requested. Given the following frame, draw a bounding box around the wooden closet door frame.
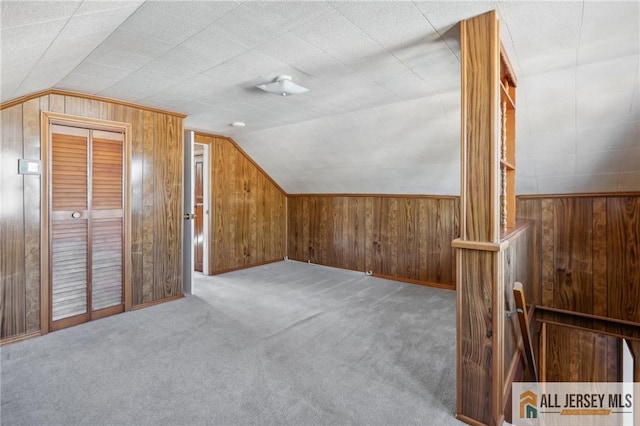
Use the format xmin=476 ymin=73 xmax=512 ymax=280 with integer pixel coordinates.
xmin=40 ymin=111 xmax=132 ymax=335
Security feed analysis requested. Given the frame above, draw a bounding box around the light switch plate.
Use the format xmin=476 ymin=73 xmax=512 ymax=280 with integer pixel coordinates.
xmin=18 ymin=159 xmax=41 ymax=175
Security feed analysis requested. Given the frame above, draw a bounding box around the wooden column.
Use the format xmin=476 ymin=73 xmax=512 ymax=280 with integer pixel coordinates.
xmin=453 ymin=10 xmax=505 ymax=426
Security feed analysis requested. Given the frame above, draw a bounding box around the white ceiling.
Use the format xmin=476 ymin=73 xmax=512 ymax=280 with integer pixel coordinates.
xmin=1 ymin=1 xmax=638 ymax=195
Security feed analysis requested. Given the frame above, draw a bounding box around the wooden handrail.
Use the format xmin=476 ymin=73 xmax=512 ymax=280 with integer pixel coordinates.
xmin=513 ymin=282 xmax=538 ymax=382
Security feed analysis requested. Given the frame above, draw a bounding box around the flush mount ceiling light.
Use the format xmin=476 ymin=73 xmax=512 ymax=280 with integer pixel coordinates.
xmin=256 ymin=75 xmax=309 ymax=96
xmin=231 ymin=121 xmax=245 ymax=128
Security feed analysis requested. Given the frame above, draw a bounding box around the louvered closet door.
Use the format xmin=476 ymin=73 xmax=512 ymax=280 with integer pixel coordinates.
xmin=51 ymin=126 xmax=90 ymax=326
xmin=50 ymin=125 xmax=124 ymax=331
xmin=91 ymin=131 xmax=124 ymax=315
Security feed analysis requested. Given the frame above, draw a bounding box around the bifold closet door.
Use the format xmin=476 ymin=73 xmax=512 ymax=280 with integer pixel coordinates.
xmin=50 ymin=126 xmax=90 ymax=326
xmin=50 ymin=125 xmax=124 ymax=331
xmin=90 ymin=131 xmax=124 ymax=315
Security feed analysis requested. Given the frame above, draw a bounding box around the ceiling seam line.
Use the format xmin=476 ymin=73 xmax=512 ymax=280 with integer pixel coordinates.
xmin=49 ymin=2 xmax=149 ymax=96
xmin=10 ymin=1 xmax=86 ymax=99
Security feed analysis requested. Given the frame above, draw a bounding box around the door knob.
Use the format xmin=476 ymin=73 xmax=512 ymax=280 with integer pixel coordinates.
xmin=71 ymin=211 xmax=81 ymax=219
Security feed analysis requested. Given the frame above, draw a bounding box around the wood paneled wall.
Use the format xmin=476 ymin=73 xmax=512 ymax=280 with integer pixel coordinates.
xmin=502 ymin=223 xmax=536 ymax=385
xmin=287 ymin=195 xmax=459 ymax=288
xmin=517 ymin=195 xmax=640 ymax=325
xmin=194 ymin=133 xmax=286 ymax=273
xmin=1 ymin=91 xmax=184 ymax=341
xmin=543 ymin=324 xmax=620 ymax=382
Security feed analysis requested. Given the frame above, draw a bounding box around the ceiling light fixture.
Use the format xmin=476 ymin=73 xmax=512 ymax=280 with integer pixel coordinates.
xmin=256 ymin=75 xmax=309 ymax=96
xmin=231 ymin=121 xmax=246 ymax=128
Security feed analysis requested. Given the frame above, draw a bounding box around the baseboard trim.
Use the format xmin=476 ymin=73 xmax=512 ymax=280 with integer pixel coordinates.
xmin=455 ymin=413 xmax=489 ymax=426
xmin=131 ymin=294 xmax=184 ymax=311
xmin=0 ymin=330 xmax=42 ymax=347
xmin=209 ymin=258 xmax=284 ymax=275
xmin=372 ymin=272 xmax=455 ymax=291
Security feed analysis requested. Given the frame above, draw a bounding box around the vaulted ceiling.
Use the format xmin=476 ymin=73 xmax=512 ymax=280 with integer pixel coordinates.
xmin=2 ymin=1 xmax=638 ymax=195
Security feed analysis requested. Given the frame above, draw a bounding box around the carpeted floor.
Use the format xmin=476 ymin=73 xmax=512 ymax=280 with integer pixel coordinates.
xmin=1 ymin=260 xmax=461 ymax=425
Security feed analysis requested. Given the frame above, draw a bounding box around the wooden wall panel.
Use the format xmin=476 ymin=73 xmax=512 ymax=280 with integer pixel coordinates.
xmin=502 ymin=224 xmax=536 ymax=389
xmin=592 ymin=198 xmax=607 ymax=317
xmin=0 ymin=104 xmax=27 ymax=338
xmin=141 ymin=110 xmax=155 ymax=303
xmin=459 ymin=250 xmax=494 ymax=424
xmin=63 ymin=97 xmax=108 ymax=120
xmin=544 ymin=324 xmax=619 ymax=382
xmin=23 ymin=98 xmax=42 ymax=332
xmin=109 ymin=104 xmax=145 ymax=306
xmin=287 ymin=195 xmax=458 ymax=288
xmin=1 ymin=91 xmax=185 ymax=342
xmin=153 ymin=114 xmax=183 ymax=299
xmin=517 ymin=194 xmax=640 ymax=326
xmin=553 ymin=198 xmax=593 ymax=313
xmin=607 ymin=197 xmax=640 ymax=323
xmin=195 ymin=133 xmax=287 ymax=274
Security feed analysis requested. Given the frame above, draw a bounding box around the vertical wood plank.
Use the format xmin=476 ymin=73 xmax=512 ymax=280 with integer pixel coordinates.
xmin=592 ymin=198 xmax=608 ymax=317
xmin=461 ymin=12 xmax=499 ymax=244
xmin=389 ymin=198 xmax=398 ymax=277
xmin=64 ymin=97 xmax=108 ymax=119
xmin=553 ymin=199 xmax=593 ymax=313
xmin=541 ymin=199 xmax=555 ymax=306
xmin=0 ymin=104 xmax=26 ymax=338
xmin=141 ymin=110 xmax=155 ymax=303
xmin=418 ymin=199 xmax=428 ymax=282
xmin=49 ymin=94 xmax=65 ymax=113
xmin=452 ymin=197 xmax=460 ymax=288
xmin=365 ymin=197 xmax=373 ymax=272
xmin=607 ymin=197 xmax=640 ymax=323
xmin=517 ymin=198 xmax=542 ymax=304
xmin=459 ymin=249 xmax=494 ymax=422
xmin=153 ymin=114 xmax=182 ymax=297
xmin=22 ymin=98 xmax=41 ymax=332
xmin=544 ymin=324 xmax=619 ymax=382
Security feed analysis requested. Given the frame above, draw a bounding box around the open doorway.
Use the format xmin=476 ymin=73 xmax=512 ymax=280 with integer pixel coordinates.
xmin=183 ymin=131 xmax=210 ymax=296
xmin=193 ymin=142 xmax=209 ymax=275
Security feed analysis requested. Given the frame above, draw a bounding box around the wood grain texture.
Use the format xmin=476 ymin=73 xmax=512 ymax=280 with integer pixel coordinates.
xmin=544 ymin=324 xmax=619 ymax=382
xmin=516 ymin=198 xmax=541 ymax=304
xmin=287 ymin=195 xmax=458 ymax=288
xmin=141 ymin=110 xmax=155 ymax=303
xmin=23 ymin=98 xmax=42 ymax=332
xmin=110 ymin=104 xmax=144 ymax=305
xmin=541 ymin=199 xmax=555 ymax=306
xmin=461 ymin=10 xmax=499 ymax=244
xmin=153 ymin=114 xmax=183 ymax=299
xmin=0 ymin=104 xmax=27 ymax=338
xmin=629 ymin=341 xmax=640 ymax=382
xmin=196 ymin=133 xmax=286 ymax=273
xmin=1 ymin=92 xmax=185 ymax=342
xmin=607 ymin=197 xmax=640 ymax=323
xmin=553 ymin=198 xmax=593 ymax=313
xmin=64 ymin=97 xmax=109 ymax=120
xmin=517 ymin=195 xmax=640 ymax=326
xmin=459 ymin=249 xmax=495 ymax=425
xmin=49 ymin=94 xmax=65 ymax=113
xmin=502 ymin=223 xmax=536 ymax=386
xmin=592 ymin=198 xmax=607 ymax=317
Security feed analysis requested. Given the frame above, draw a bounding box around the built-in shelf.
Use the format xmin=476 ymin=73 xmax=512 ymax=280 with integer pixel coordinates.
xmin=500 ymin=82 xmax=515 ymax=110
xmin=500 ymin=44 xmax=517 ymax=230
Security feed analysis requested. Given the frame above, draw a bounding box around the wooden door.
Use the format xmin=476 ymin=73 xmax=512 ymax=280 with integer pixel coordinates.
xmin=194 ymin=155 xmax=204 ymax=272
xmin=50 ymin=125 xmax=124 ymax=331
